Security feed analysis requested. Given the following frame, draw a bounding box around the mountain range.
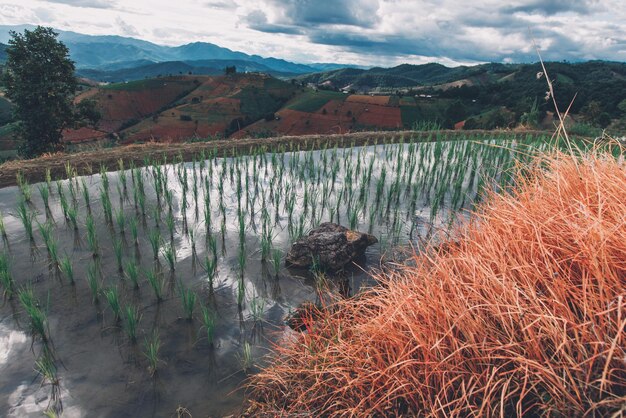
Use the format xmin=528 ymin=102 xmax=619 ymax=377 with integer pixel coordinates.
xmin=0 ymin=25 xmax=362 ymax=81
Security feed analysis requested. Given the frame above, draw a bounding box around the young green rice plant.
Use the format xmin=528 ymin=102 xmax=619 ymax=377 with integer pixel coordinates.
xmin=16 ymin=199 xmax=34 ymax=241
xmin=38 ymin=183 xmax=50 ymax=214
xmin=237 ymin=274 xmax=245 ymax=309
xmin=203 ymin=255 xmax=216 ymax=290
xmin=0 ymin=251 xmax=14 ymax=299
xmin=18 ymin=286 xmax=48 ymax=341
xmin=148 ymin=229 xmax=161 ymax=260
xmin=100 ymin=188 xmax=113 ymax=225
xmin=113 ymin=236 xmax=124 ymax=274
xmin=200 ymin=305 xmax=216 ymax=345
xmin=237 ymin=246 xmax=246 ymax=275
xmin=104 ymin=287 xmax=121 ymax=321
xmin=66 ymin=205 xmax=79 ymax=232
xmin=125 ymin=259 xmax=140 ymax=289
xmin=146 ymin=269 xmax=164 ymax=302
xmin=249 ymin=296 xmax=265 ymax=324
xmin=0 ymin=209 xmax=6 ymax=242
xmin=123 ymin=305 xmax=141 ymax=343
xmin=115 ymin=209 xmax=125 ymax=235
xmin=35 ymin=351 xmax=58 ymax=385
xmin=81 ymin=179 xmax=91 ymax=212
xmin=165 ymin=211 xmax=175 ymax=240
xmin=16 ymin=172 xmax=32 ymax=202
xmin=128 ymin=215 xmax=139 ymax=247
xmin=272 ymin=249 xmax=282 ymax=277
xmin=86 ymin=213 xmax=99 ymax=257
xmin=143 ymin=331 xmax=162 ymax=376
xmin=58 ymin=256 xmax=74 ymax=285
xmin=179 ymin=286 xmax=197 ymax=321
xmin=162 ymin=243 xmax=176 ymax=272
xmin=86 ymin=262 xmax=100 ymax=303
xmin=238 ymin=341 xmax=253 ymax=373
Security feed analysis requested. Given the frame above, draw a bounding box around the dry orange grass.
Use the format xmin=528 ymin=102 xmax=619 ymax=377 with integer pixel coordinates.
xmin=248 ymin=151 xmax=626 ymax=417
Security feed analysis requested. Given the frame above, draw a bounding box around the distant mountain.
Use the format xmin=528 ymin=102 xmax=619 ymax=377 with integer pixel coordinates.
xmin=0 ymin=25 xmax=357 ymax=76
xmin=76 ymin=59 xmax=298 ymax=82
xmin=298 ymin=62 xmax=517 ymax=89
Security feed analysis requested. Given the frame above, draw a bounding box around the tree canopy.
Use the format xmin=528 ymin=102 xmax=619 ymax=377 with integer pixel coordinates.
xmin=3 ymin=26 xmax=99 ymax=157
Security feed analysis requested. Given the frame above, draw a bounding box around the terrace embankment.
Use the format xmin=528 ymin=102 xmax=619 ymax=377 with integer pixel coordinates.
xmin=246 ymin=150 xmax=626 ymax=416
xmin=0 ymin=129 xmax=553 ymax=188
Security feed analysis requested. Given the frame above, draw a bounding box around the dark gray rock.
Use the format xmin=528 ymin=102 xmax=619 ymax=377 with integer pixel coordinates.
xmin=285 ymin=223 xmax=378 ymax=271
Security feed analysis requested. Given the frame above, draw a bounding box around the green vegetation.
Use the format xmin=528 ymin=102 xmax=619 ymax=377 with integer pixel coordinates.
xmin=286 ymin=90 xmax=346 ymax=112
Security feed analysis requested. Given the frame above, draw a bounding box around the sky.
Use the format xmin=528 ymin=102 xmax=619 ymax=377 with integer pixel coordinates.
xmin=0 ymin=0 xmax=625 ymax=66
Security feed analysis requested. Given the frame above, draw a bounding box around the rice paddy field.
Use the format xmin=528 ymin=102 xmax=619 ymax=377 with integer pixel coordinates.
xmin=0 ymin=132 xmax=581 ymax=416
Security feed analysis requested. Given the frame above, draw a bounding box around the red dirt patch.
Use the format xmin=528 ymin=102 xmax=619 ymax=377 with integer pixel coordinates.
xmin=345 ymin=95 xmax=391 ymax=106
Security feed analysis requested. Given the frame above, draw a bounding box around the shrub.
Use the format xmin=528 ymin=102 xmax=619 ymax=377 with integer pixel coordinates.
xmin=248 ymin=151 xmax=626 ymax=416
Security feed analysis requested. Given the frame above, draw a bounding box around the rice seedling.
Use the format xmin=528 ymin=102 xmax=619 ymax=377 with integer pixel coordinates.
xmin=115 ymin=209 xmax=125 ymax=235
xmin=81 ymin=179 xmax=91 ymax=212
xmin=86 ymin=262 xmax=100 ymax=303
xmin=104 ymin=286 xmax=121 ymax=321
xmin=165 ymin=210 xmax=175 ymax=239
xmin=0 ymin=209 xmax=6 ymax=242
xmin=249 ymin=296 xmax=265 ymax=324
xmin=16 ymin=199 xmax=34 ymax=241
xmin=200 ymin=305 xmax=216 ymax=345
xmin=272 ymin=249 xmax=282 ymax=277
xmin=143 ymin=331 xmax=162 ymax=376
xmin=179 ymin=286 xmax=197 ymax=321
xmin=146 ymin=269 xmax=164 ymax=302
xmin=129 ymin=216 xmax=139 ymax=246
xmin=125 ymin=259 xmax=140 ymax=289
xmin=112 ymin=236 xmax=124 ymax=274
xmin=85 ymin=213 xmax=99 ymax=257
xmin=38 ymin=183 xmax=50 ymax=214
xmin=58 ymin=256 xmax=74 ymax=285
xmin=237 ymin=274 xmax=245 ymax=309
xmin=162 ymin=243 xmax=176 ymax=272
xmin=238 ymin=341 xmax=253 ymax=373
xmin=148 ymin=229 xmax=161 ymax=260
xmin=18 ymin=286 xmax=48 ymax=341
xmin=0 ymin=251 xmax=14 ymax=299
xmin=123 ymin=305 xmax=141 ymax=343
xmin=34 ymin=352 xmax=58 ymax=386
xmin=16 ymin=172 xmax=32 ymax=202
xmin=66 ymin=205 xmax=79 ymax=231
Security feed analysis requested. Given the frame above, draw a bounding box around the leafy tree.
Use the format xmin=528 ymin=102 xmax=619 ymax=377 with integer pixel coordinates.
xmin=224 ymin=65 xmax=237 ymax=76
xmin=2 ymin=26 xmax=99 ymax=156
xmin=618 ymin=99 xmax=626 ymax=114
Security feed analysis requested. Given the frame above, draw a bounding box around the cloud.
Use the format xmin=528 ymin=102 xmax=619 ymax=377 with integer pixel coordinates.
xmin=256 ymin=0 xmax=380 ymax=28
xmin=204 ymin=1 xmax=237 ymax=10
xmin=44 ymin=0 xmax=116 ymax=9
xmin=115 ymin=16 xmax=139 ymax=36
xmin=502 ymin=0 xmax=599 ymax=16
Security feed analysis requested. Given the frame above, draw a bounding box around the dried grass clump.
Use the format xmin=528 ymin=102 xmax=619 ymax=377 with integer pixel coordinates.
xmin=248 ymin=152 xmax=626 ymax=417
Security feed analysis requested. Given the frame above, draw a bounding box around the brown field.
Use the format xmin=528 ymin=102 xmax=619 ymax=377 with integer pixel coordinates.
xmin=247 ymin=150 xmax=626 ymax=416
xmin=345 ymin=94 xmax=392 ymax=106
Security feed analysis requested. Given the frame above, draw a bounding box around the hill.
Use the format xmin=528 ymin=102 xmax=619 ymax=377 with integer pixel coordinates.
xmin=0 ymin=25 xmax=357 ymax=76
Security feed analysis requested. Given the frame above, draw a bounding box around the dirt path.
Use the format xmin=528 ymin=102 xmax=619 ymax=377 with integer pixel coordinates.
xmin=0 ymin=130 xmax=551 ymax=188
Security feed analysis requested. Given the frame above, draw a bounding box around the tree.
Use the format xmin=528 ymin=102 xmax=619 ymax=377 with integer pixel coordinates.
xmin=224 ymin=65 xmax=237 ymax=76
xmin=3 ymin=26 xmax=98 ymax=157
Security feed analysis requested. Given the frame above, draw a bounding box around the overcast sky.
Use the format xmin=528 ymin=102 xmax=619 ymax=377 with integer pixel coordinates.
xmin=1 ymin=0 xmax=624 ymax=66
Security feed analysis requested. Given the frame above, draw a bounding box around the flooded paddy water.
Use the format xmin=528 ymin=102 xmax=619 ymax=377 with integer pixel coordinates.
xmin=0 ymin=135 xmax=553 ymax=417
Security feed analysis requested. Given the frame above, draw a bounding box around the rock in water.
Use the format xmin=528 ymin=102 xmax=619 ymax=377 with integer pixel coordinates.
xmin=286 ymin=223 xmax=378 ymax=271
